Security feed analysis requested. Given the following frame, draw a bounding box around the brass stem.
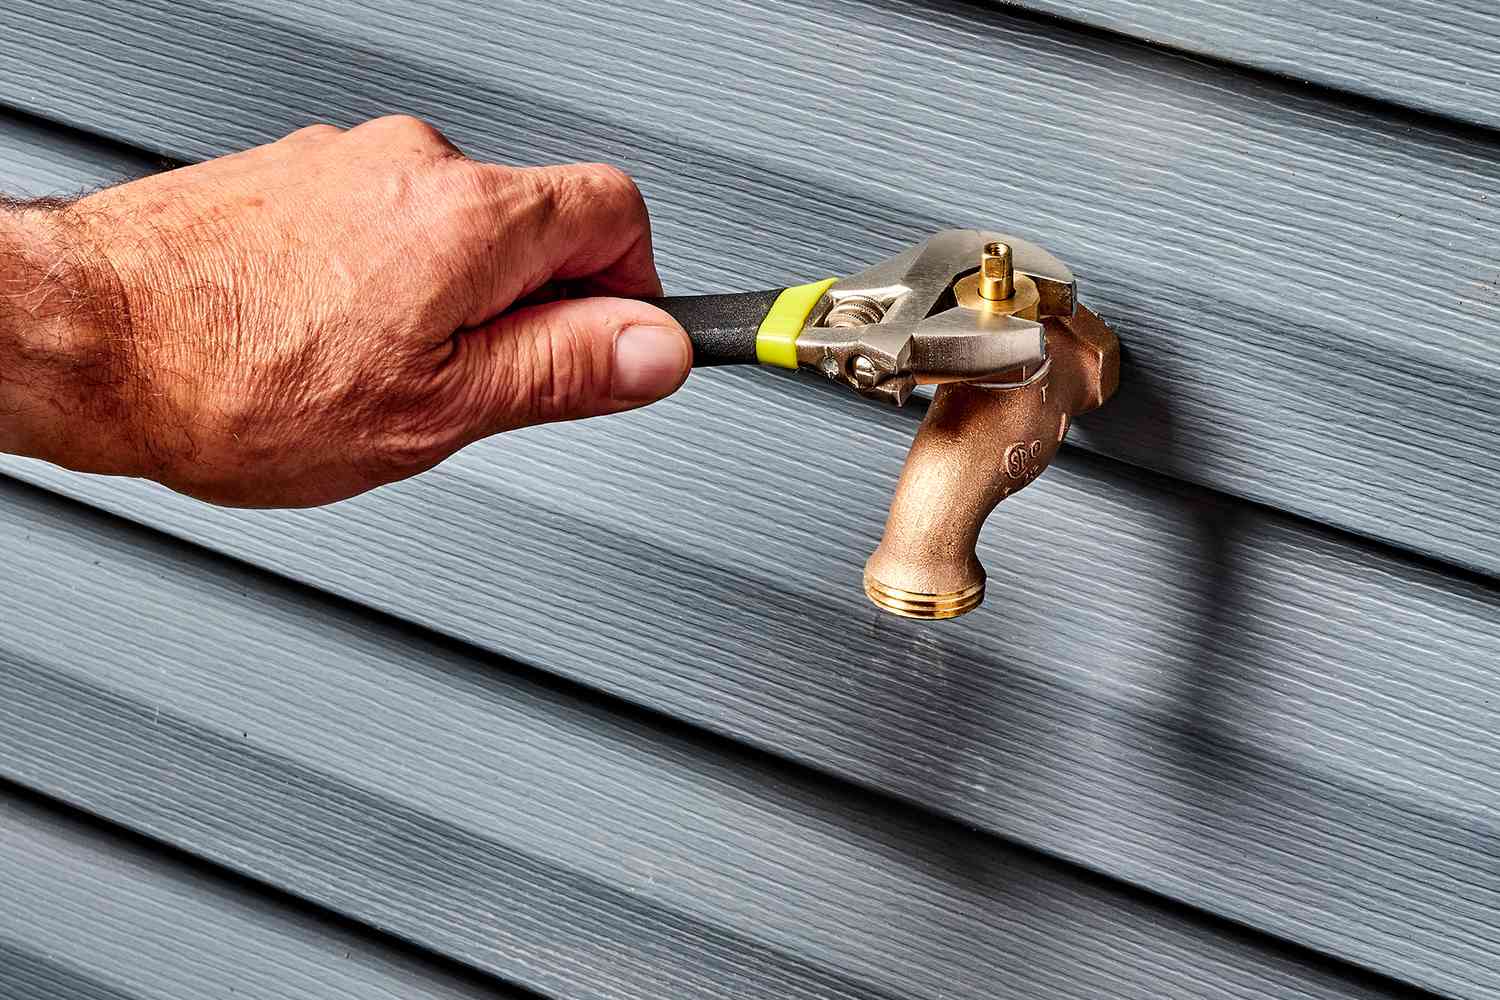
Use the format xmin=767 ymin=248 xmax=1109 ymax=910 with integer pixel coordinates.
xmin=979 ymin=241 xmax=1014 ymax=301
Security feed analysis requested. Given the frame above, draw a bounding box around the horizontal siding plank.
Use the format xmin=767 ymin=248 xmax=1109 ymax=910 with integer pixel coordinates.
xmin=0 ymin=792 xmax=525 ymax=1000
xmin=1005 ymin=0 xmax=1500 ymax=130
xmin=0 ymin=944 xmax=139 ymax=1000
xmin=0 ymin=476 xmax=1415 ymax=1000
xmin=1 ymin=0 xmax=1499 ymax=577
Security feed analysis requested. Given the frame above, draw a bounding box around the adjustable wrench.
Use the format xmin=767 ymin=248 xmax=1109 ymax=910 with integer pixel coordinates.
xmin=655 ymin=229 xmax=1078 ymax=405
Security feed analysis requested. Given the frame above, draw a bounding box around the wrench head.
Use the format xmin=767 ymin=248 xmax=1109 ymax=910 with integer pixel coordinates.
xmin=794 ymin=229 xmax=1075 ymax=404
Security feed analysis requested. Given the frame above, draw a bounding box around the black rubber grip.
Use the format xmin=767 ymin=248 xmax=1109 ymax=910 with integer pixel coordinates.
xmin=647 ymin=288 xmax=787 ymax=367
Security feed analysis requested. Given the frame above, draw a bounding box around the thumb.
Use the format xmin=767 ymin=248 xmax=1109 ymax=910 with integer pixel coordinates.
xmin=458 ymin=297 xmax=692 ymax=434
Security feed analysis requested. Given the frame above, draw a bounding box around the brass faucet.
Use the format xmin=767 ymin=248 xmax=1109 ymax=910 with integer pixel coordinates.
xmin=864 ymin=259 xmax=1119 ymax=618
xmin=654 ymin=229 xmax=1120 ymax=619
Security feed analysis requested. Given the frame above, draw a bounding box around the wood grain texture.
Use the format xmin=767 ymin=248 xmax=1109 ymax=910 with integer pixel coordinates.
xmin=2 ymin=0 xmax=1500 ymax=577
xmin=0 ymin=477 xmax=1417 ymax=1000
xmin=0 ymin=792 xmax=526 ymax=1000
xmin=1005 ymin=0 xmax=1500 ymax=130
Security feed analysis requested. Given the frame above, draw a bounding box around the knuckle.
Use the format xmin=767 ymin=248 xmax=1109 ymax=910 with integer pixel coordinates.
xmin=373 ymin=113 xmax=427 ymax=133
xmin=583 ymin=162 xmax=639 ymax=194
xmin=283 ymin=123 xmax=340 ymax=142
xmin=574 ymin=162 xmax=645 ymax=211
xmin=357 ymin=115 xmax=458 ymax=155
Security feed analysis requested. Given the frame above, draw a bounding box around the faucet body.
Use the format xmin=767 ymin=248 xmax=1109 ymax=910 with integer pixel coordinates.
xmin=864 ymin=305 xmax=1119 ymax=618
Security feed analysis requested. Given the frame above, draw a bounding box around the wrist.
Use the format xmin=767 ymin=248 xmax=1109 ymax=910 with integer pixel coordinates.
xmin=0 ymin=201 xmax=141 ymax=473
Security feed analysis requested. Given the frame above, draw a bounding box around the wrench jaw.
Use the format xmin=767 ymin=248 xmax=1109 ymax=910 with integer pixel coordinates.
xmin=792 ymin=229 xmax=1075 ymax=405
xmin=908 ymin=307 xmax=1048 ymax=386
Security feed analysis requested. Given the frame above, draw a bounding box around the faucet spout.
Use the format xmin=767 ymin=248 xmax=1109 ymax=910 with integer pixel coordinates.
xmin=864 ymin=306 xmax=1119 ymax=619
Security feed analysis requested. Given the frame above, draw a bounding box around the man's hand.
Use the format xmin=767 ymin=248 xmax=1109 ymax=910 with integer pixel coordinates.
xmin=0 ymin=116 xmax=690 ymax=506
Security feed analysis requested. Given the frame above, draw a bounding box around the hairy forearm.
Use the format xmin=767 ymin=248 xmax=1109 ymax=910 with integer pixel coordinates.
xmin=0 ymin=119 xmax=687 ymax=507
xmin=0 ymin=199 xmax=138 ymax=473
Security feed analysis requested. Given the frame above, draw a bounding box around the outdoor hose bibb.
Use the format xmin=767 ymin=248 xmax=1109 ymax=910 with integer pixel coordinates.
xmin=654 ymin=229 xmax=1120 ymax=620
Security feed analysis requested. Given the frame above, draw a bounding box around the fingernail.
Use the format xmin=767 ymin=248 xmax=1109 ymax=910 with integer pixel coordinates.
xmin=612 ymin=325 xmax=689 ymax=403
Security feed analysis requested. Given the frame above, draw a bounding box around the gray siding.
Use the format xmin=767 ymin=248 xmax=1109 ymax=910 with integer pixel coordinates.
xmin=1007 ymin=0 xmax=1500 ymax=129
xmin=10 ymin=367 xmax=1500 ymax=995
xmin=1 ymin=2 xmax=1497 ymax=999
xmin=0 ymin=791 xmax=524 ymax=1000
xmin=0 ymin=115 xmax=151 ymax=196
xmin=0 ymin=474 xmax=1416 ymax=1000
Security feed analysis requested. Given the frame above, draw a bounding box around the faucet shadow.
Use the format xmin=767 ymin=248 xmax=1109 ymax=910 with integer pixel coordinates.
xmin=832 ymin=339 xmax=1262 ymax=898
xmin=1106 ymin=344 xmax=1258 ymax=792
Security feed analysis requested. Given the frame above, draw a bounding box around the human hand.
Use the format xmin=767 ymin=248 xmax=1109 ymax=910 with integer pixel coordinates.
xmin=0 ymin=116 xmax=690 ymax=506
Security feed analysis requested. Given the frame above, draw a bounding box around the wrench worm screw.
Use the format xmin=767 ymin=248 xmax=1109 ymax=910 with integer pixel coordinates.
xmin=824 ymin=295 xmax=887 ymax=328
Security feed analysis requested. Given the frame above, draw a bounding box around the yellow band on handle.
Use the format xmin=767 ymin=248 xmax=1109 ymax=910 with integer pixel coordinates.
xmin=755 ymin=278 xmax=837 ymax=369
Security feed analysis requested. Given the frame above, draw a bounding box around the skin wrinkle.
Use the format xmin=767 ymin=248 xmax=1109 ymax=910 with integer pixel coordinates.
xmin=0 ymin=116 xmax=690 ymax=507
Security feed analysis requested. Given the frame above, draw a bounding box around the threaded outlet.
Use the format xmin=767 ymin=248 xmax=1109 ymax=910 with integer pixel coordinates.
xmin=863 ymin=574 xmax=985 ymax=620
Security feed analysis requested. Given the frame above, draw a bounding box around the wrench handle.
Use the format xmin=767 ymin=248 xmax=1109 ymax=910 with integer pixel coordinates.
xmin=645 ymin=289 xmax=787 ymax=367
